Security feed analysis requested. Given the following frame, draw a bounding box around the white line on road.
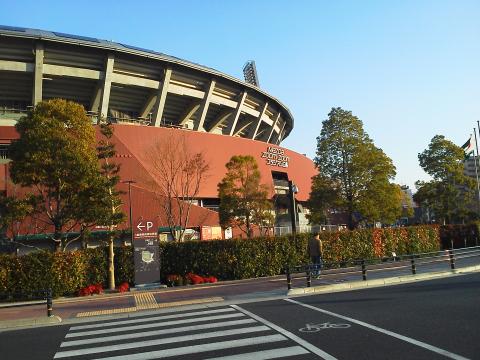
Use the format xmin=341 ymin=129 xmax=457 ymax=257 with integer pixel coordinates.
xmin=89 ymin=335 xmax=287 ymax=360
xmin=54 ymin=325 xmax=270 ymax=358
xmin=205 ymin=346 xmax=310 ymax=359
xmin=231 ymin=304 xmax=337 ymax=360
xmin=285 ymin=298 xmax=470 ymax=360
xmin=69 ymin=307 xmax=235 ymax=331
xmin=66 ymin=313 xmax=244 ymax=338
xmin=61 ymin=318 xmax=257 ymax=347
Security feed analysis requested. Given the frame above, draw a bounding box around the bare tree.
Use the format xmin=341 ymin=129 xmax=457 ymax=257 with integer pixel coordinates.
xmin=147 ymin=131 xmax=209 ymax=241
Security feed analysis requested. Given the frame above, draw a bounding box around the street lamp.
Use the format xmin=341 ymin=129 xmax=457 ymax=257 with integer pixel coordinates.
xmin=288 ymin=180 xmax=299 ymax=250
xmin=122 ymin=180 xmax=136 ymax=245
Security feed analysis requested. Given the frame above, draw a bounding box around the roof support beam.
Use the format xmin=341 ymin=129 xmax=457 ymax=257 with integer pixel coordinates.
xmin=90 ymin=85 xmax=102 ymax=114
xmin=99 ymin=54 xmax=114 ymax=119
xmin=111 ymin=73 xmax=158 ymax=88
xmin=275 ymin=120 xmax=287 ymax=145
xmin=140 ymin=93 xmax=157 ymax=119
xmin=152 ymin=68 xmax=172 ymax=127
xmin=226 ymin=91 xmax=247 ymax=136
xmin=208 ymin=110 xmax=232 ymax=133
xmin=247 ymin=101 xmax=268 ymax=140
xmin=43 ymin=64 xmax=101 ymax=80
xmin=178 ymin=100 xmax=201 ymax=127
xmin=193 ymin=80 xmax=216 ymax=131
xmin=233 ymin=120 xmax=253 ymax=137
xmin=266 ymin=112 xmax=281 ymax=143
xmin=0 ymin=60 xmax=34 ymax=72
xmin=32 ymin=42 xmax=44 ymax=106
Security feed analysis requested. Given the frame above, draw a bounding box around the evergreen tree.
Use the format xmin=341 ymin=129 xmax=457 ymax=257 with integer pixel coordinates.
xmin=414 ymin=135 xmax=476 ymax=224
xmin=313 ymin=107 xmax=399 ymax=229
xmin=218 ymin=155 xmax=273 ymax=238
xmin=95 ymin=121 xmax=125 ymax=289
xmin=9 ymin=99 xmax=109 ymax=251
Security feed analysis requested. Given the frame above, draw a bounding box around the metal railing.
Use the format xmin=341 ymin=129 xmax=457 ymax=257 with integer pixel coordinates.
xmin=285 ymin=246 xmax=480 ymax=291
xmin=274 ymin=224 xmax=342 ymax=236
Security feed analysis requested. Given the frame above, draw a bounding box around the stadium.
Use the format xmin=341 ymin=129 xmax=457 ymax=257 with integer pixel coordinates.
xmin=0 ymin=25 xmax=317 ymax=243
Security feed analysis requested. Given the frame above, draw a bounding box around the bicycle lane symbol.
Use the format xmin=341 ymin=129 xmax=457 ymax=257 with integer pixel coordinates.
xmin=299 ymin=322 xmax=351 ymax=333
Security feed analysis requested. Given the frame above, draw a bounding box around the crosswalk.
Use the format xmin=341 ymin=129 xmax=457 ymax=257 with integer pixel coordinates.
xmin=53 ymin=305 xmax=316 ymax=359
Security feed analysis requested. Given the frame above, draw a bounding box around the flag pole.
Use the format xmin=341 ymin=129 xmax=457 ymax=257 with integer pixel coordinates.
xmin=473 ymin=126 xmax=480 ymax=216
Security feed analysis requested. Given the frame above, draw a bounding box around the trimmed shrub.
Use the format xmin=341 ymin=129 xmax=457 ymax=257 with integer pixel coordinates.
xmin=0 ymin=246 xmax=133 ymax=300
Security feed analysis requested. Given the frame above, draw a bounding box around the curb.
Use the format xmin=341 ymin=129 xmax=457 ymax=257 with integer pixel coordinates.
xmin=0 ymin=315 xmax=62 ymax=330
xmin=287 ymin=265 xmax=480 ymax=296
xmin=0 ymin=275 xmax=285 ymax=309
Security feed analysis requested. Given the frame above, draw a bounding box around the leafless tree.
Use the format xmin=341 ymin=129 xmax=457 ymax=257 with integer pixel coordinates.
xmin=147 ymin=131 xmax=209 ymax=241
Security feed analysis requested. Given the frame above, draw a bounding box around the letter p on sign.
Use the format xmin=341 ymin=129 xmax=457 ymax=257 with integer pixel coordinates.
xmin=147 ymin=221 xmax=153 ymax=231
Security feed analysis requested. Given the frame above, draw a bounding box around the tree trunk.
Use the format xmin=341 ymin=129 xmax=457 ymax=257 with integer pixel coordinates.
xmin=107 ymin=230 xmax=115 ymax=290
xmin=54 ymin=226 xmax=62 ymax=252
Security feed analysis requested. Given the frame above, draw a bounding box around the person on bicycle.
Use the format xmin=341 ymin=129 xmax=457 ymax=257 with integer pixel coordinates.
xmin=308 ymin=232 xmax=323 ymax=277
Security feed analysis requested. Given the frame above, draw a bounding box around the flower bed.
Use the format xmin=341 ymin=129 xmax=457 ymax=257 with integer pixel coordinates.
xmin=165 ymin=273 xmax=218 ymax=287
xmin=78 ymin=283 xmax=103 ymax=296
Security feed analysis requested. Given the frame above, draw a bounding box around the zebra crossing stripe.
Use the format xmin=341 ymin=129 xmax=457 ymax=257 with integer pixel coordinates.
xmin=70 ymin=307 xmax=235 ymax=331
xmin=89 ymin=334 xmax=287 ymax=360
xmin=54 ymin=325 xmax=271 ymax=358
xmin=205 ymin=346 xmax=310 ymax=359
xmin=61 ymin=318 xmax=257 ymax=347
xmin=66 ymin=313 xmax=245 ymax=338
xmin=232 ymin=305 xmax=337 ymax=360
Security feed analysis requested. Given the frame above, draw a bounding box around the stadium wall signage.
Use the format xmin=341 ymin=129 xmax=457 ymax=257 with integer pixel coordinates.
xmin=261 ymin=146 xmax=290 ymax=168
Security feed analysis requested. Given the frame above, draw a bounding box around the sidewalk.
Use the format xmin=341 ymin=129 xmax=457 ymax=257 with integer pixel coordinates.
xmin=1 ymin=255 xmax=479 ymax=331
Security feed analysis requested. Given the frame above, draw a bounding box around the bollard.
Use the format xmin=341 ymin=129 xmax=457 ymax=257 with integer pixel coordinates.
xmin=448 ymin=250 xmax=456 ymax=270
xmin=46 ymin=288 xmax=53 ymax=317
xmin=361 ymin=260 xmax=367 ymax=281
xmin=410 ymin=255 xmax=416 ymax=275
xmin=306 ymin=266 xmax=312 ymax=287
xmin=286 ymin=266 xmax=292 ymax=291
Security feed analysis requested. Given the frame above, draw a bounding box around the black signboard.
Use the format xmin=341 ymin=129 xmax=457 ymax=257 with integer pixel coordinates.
xmin=133 ymin=219 xmax=160 ymax=285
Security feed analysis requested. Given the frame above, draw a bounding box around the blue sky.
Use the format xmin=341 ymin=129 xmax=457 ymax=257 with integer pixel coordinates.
xmin=1 ymin=0 xmax=479 ymax=190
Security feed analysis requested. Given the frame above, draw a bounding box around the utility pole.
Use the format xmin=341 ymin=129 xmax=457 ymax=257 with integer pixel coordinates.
xmin=122 ymin=180 xmax=136 ymax=245
xmin=288 ymin=180 xmax=298 ymax=250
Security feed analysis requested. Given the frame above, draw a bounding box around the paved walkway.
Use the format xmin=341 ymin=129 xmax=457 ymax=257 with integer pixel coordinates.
xmin=1 ymin=249 xmax=479 ymax=330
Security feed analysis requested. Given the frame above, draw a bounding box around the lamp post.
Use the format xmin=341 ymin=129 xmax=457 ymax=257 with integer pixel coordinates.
xmin=122 ymin=180 xmax=136 ymax=245
xmin=288 ymin=180 xmax=299 ymax=250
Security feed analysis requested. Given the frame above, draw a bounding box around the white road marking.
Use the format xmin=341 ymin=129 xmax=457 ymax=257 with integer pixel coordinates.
xmin=54 ymin=325 xmax=270 ymax=358
xmin=61 ymin=318 xmax=257 ymax=347
xmin=69 ymin=307 xmax=235 ymax=331
xmin=205 ymin=346 xmax=310 ymax=359
xmin=66 ymin=313 xmax=244 ymax=338
xmin=89 ymin=335 xmax=287 ymax=360
xmin=286 ymin=298 xmax=470 ymax=360
xmin=231 ymin=304 xmax=337 ymax=360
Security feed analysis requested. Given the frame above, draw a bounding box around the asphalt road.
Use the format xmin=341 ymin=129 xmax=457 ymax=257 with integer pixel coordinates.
xmin=1 ymin=272 xmax=479 ymax=360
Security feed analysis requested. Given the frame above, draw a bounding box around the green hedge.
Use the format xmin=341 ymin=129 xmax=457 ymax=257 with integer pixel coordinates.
xmin=159 ymin=225 xmax=440 ymax=279
xmin=159 ymin=234 xmax=306 ymax=280
xmin=0 ymin=246 xmax=133 ymax=299
xmin=0 ymin=226 xmax=439 ymax=299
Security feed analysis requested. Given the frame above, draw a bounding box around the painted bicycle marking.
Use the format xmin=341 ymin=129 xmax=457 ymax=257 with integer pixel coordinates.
xmin=299 ymin=322 xmax=351 ymax=333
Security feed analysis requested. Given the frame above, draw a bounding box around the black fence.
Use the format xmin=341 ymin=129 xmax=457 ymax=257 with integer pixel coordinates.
xmin=286 ymin=246 xmax=480 ymax=291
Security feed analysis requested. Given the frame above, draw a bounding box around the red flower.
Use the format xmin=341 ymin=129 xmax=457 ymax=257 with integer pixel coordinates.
xmin=204 ymin=276 xmax=218 ymax=283
xmin=117 ymin=282 xmax=130 ymax=293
